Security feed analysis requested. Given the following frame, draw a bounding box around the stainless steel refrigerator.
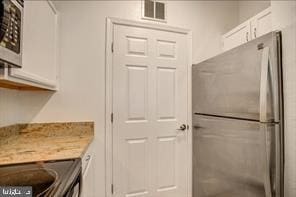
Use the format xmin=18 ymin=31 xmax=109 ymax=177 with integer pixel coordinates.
xmin=192 ymin=31 xmax=284 ymax=197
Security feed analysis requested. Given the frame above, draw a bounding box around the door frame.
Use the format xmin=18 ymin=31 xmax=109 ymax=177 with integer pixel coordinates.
xmin=105 ymin=17 xmax=192 ymax=197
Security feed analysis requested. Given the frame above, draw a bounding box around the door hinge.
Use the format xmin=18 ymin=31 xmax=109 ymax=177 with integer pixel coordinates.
xmin=111 ymin=184 xmax=114 ymax=194
xmin=111 ymin=113 xmax=114 ymax=123
xmin=111 ymin=42 xmax=114 ymax=53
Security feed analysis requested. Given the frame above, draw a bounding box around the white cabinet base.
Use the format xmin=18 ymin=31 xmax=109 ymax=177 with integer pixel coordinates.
xmin=0 ymin=68 xmax=54 ymax=90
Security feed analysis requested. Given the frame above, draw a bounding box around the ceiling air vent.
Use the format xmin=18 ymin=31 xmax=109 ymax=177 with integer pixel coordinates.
xmin=142 ymin=0 xmax=166 ymax=22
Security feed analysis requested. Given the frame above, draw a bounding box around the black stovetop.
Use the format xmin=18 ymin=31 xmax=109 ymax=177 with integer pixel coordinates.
xmin=0 ymin=158 xmax=81 ymax=197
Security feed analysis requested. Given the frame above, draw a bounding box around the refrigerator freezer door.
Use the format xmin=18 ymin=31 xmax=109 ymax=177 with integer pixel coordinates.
xmin=192 ymin=32 xmax=281 ymax=122
xmin=193 ymin=115 xmax=281 ymax=197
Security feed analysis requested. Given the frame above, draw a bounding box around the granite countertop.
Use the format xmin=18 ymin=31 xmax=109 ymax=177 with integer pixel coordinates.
xmin=0 ymin=122 xmax=94 ymax=166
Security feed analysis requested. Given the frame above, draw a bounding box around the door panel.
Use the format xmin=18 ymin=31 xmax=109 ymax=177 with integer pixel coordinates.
xmin=157 ymin=67 xmax=176 ymax=120
xmin=156 ymin=136 xmax=177 ymax=189
xmin=113 ymin=24 xmax=188 ymax=197
xmin=125 ymin=138 xmax=149 ymax=196
xmin=193 ymin=32 xmax=279 ymax=121
xmin=193 ymin=115 xmax=279 ymax=197
xmin=126 ymin=65 xmax=148 ymax=121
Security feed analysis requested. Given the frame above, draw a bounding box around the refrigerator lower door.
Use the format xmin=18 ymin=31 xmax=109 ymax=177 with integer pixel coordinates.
xmin=193 ymin=115 xmax=281 ymax=197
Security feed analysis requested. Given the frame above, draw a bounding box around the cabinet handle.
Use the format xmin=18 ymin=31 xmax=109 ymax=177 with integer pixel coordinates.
xmin=246 ymin=32 xmax=249 ymax=42
xmin=254 ymin=28 xmax=257 ymax=38
xmin=85 ymin=155 xmax=91 ymax=162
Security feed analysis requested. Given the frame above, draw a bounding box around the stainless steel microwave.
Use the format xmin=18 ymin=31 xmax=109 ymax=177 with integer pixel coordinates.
xmin=0 ymin=0 xmax=23 ymax=68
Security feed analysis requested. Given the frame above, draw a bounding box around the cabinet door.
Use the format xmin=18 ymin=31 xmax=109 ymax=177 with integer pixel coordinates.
xmin=251 ymin=7 xmax=272 ymax=39
xmin=222 ymin=21 xmax=251 ymax=51
xmin=9 ymin=0 xmax=58 ymax=89
xmin=81 ymin=153 xmax=95 ymax=197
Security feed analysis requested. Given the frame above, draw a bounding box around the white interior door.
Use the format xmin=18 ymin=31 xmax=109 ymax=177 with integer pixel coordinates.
xmin=112 ymin=24 xmax=189 ymax=197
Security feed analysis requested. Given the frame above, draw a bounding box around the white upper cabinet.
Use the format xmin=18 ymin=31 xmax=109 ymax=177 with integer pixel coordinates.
xmin=250 ymin=7 xmax=272 ymax=39
xmin=222 ymin=20 xmax=251 ymax=51
xmin=223 ymin=7 xmax=272 ymax=51
xmin=0 ymin=0 xmax=59 ymax=90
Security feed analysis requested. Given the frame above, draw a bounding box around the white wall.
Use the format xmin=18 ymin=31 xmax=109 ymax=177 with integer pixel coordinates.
xmin=0 ymin=88 xmax=21 ymax=126
xmin=271 ymin=1 xmax=296 ymax=196
xmin=0 ymin=1 xmax=238 ymax=196
xmin=238 ymin=0 xmax=270 ymax=23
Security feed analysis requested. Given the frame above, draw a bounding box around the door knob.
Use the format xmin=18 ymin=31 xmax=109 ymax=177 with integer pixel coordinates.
xmin=177 ymin=124 xmax=187 ymax=131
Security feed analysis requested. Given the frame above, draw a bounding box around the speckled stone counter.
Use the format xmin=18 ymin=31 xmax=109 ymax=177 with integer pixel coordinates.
xmin=0 ymin=122 xmax=94 ymax=165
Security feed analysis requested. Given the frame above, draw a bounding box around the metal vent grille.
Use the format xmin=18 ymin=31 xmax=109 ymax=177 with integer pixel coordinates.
xmin=142 ymin=0 xmax=166 ymax=22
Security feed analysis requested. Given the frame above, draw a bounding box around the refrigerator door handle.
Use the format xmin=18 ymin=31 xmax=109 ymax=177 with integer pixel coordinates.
xmin=270 ymin=36 xmax=281 ymax=123
xmin=261 ymin=123 xmax=282 ymax=197
xmin=260 ymin=45 xmax=280 ymax=123
xmin=261 ymin=124 xmax=272 ymax=197
xmin=274 ymin=124 xmax=282 ymax=197
xmin=259 ymin=47 xmax=270 ymax=123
